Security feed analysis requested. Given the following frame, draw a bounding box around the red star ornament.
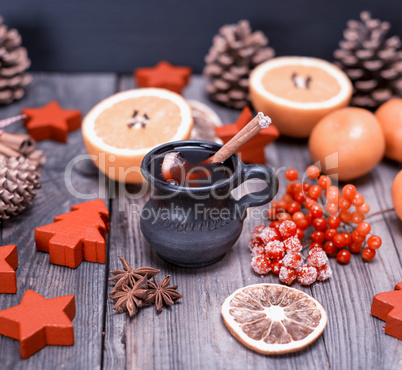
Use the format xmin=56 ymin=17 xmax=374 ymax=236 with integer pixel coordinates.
xmin=35 ymin=199 xmax=109 ymax=268
xmin=371 ymin=282 xmax=402 ymax=340
xmin=134 ymin=61 xmax=192 ymax=94
xmin=215 ymin=107 xmax=279 ymax=164
xmin=22 ymin=101 xmax=82 ymax=142
xmin=0 ymin=289 xmax=75 ymax=359
xmin=0 ymin=244 xmax=18 ymax=293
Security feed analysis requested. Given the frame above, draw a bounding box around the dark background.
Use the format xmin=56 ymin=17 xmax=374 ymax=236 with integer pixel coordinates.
xmin=2 ymin=0 xmax=402 ymax=73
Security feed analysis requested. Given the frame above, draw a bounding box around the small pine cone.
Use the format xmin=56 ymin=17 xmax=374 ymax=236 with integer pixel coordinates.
xmin=203 ymin=20 xmax=275 ymax=109
xmin=0 ymin=17 xmax=31 ymax=105
xmin=334 ymin=11 xmax=402 ymax=108
xmin=0 ymin=155 xmax=41 ymax=220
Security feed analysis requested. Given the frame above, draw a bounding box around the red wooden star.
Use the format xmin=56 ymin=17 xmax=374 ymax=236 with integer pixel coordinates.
xmin=215 ymin=107 xmax=279 ymax=164
xmin=0 ymin=245 xmax=18 ymax=294
xmin=22 ymin=101 xmax=82 ymax=142
xmin=371 ymin=282 xmax=402 ymax=340
xmin=134 ymin=61 xmax=192 ymax=94
xmin=0 ymin=289 xmax=76 ymax=359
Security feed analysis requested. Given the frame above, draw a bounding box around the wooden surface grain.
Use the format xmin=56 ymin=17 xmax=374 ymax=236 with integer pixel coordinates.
xmin=0 ymin=73 xmax=401 ymax=370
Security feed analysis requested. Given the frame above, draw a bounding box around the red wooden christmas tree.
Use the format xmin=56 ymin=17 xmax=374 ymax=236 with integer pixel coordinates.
xmin=35 ymin=199 xmax=109 ymax=268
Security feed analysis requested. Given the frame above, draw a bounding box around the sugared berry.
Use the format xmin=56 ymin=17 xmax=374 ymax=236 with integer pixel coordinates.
xmin=357 ymin=222 xmax=371 ymax=236
xmin=297 ymin=264 xmax=318 ymax=285
xmin=283 ymin=236 xmax=302 ymax=253
xmin=342 ymin=184 xmax=356 ymax=200
xmin=362 ymin=247 xmax=376 ymax=261
xmin=279 ymin=266 xmax=297 ymax=285
xmin=279 ymin=220 xmax=297 ymax=240
xmin=308 ymin=247 xmax=328 ymax=268
xmin=336 ymin=249 xmax=351 ymax=264
xmin=251 ymin=255 xmax=271 ymax=274
xmin=251 ymin=224 xmax=265 ymax=237
xmin=367 ymin=235 xmax=382 ymax=249
xmin=316 ymin=264 xmax=332 ymax=281
xmin=285 ymin=169 xmax=298 ymax=181
xmin=282 ymin=253 xmax=302 ymax=269
xmin=260 ymin=227 xmax=281 ymax=244
xmin=249 ymin=237 xmax=264 ymax=251
xmin=251 ymin=245 xmax=267 ymax=257
xmin=265 ymin=240 xmax=285 ymax=260
xmin=271 ymin=260 xmax=283 ymax=275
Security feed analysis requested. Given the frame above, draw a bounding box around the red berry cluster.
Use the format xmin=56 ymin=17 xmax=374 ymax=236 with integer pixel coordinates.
xmin=250 ymin=221 xmax=332 ymax=285
xmin=275 ymin=166 xmax=381 ymax=264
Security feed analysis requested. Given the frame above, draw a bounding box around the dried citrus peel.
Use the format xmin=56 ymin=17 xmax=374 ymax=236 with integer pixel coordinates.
xmin=221 ymin=283 xmax=327 ymax=354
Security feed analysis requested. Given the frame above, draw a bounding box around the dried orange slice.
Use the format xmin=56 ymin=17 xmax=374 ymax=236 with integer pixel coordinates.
xmin=221 ymin=283 xmax=327 ymax=354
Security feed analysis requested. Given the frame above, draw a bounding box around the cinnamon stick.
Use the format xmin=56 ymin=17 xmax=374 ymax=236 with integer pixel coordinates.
xmin=211 ymin=112 xmax=271 ymax=163
xmin=0 ymin=132 xmax=36 ymax=155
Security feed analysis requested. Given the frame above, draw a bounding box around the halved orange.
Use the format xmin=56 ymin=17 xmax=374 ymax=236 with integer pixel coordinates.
xmin=250 ymin=56 xmax=353 ymax=138
xmin=221 ymin=283 xmax=327 ymax=354
xmin=82 ymin=88 xmax=193 ymax=183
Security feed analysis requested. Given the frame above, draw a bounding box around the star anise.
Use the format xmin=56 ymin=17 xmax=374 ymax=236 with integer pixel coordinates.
xmin=145 ymin=275 xmax=182 ymax=312
xmin=109 ymin=256 xmax=160 ymax=293
xmin=110 ymin=275 xmax=149 ymax=317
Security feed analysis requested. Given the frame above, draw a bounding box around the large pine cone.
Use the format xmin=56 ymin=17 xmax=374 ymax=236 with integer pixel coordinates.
xmin=0 ymin=156 xmax=41 ymax=220
xmin=0 ymin=17 xmax=31 ymax=105
xmin=203 ymin=20 xmax=275 ymax=109
xmin=334 ymin=11 xmax=402 ymax=108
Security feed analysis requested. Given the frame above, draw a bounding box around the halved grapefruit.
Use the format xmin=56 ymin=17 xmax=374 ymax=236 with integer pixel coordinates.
xmin=250 ymin=56 xmax=353 ymax=138
xmin=221 ymin=283 xmax=327 ymax=354
xmin=82 ymin=88 xmax=193 ymax=183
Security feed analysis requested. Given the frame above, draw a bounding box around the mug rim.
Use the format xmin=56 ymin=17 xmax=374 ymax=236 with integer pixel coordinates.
xmin=141 ymin=140 xmax=243 ymax=193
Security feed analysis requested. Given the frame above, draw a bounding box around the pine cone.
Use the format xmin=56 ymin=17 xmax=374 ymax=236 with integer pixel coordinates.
xmin=203 ymin=20 xmax=275 ymax=109
xmin=334 ymin=11 xmax=402 ymax=108
xmin=0 ymin=155 xmax=41 ymax=220
xmin=0 ymin=16 xmax=31 ymax=105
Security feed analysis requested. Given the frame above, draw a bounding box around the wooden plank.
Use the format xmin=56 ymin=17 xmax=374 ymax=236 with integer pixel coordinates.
xmin=0 ymin=73 xmax=117 ymax=369
xmin=271 ymin=137 xmax=402 ymax=369
xmin=102 ymin=75 xmax=329 ymax=369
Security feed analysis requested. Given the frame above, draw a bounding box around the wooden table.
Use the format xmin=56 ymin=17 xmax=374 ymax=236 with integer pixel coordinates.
xmin=0 ymin=73 xmax=401 ymax=370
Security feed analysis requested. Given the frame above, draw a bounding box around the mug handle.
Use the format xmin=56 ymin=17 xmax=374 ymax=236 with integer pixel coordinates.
xmin=235 ymin=163 xmax=278 ymax=219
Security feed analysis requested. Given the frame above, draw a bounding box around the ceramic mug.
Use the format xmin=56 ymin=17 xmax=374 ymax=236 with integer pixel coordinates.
xmin=140 ymin=140 xmax=278 ymax=268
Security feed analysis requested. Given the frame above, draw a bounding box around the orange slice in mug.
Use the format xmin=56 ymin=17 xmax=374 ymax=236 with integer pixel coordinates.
xmin=82 ymin=88 xmax=193 ymax=183
xmin=250 ymin=56 xmax=353 ymax=138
